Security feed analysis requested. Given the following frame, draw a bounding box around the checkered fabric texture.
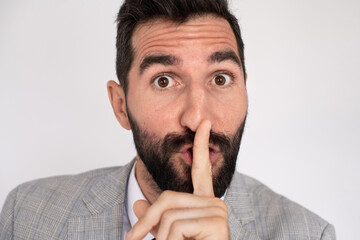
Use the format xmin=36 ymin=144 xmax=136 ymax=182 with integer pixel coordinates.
xmin=0 ymin=160 xmax=335 ymax=239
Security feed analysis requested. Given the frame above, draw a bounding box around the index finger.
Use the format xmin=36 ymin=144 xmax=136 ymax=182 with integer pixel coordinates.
xmin=192 ymin=120 xmax=214 ymax=197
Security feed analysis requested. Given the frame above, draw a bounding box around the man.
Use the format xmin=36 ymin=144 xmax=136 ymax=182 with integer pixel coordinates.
xmin=0 ymin=0 xmax=335 ymax=239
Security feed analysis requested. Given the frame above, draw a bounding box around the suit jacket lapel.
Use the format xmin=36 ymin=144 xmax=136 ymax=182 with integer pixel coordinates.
xmin=68 ymin=160 xmax=135 ymax=240
xmin=225 ymin=172 xmax=261 ymax=240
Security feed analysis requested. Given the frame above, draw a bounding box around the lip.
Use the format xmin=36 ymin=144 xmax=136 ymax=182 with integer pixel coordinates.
xmin=178 ymin=144 xmax=220 ymax=166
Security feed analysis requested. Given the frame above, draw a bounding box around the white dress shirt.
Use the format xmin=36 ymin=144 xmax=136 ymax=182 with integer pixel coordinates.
xmin=122 ymin=163 xmax=154 ymax=240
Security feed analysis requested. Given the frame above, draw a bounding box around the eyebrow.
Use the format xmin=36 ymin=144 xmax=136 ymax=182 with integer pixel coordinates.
xmin=139 ymin=55 xmax=180 ymax=75
xmin=208 ymin=50 xmax=241 ymax=68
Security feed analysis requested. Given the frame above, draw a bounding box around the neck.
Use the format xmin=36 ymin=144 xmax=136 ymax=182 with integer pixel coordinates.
xmin=135 ymin=156 xmax=162 ymax=204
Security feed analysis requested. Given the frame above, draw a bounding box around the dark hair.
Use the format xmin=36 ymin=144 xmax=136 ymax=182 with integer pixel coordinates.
xmin=116 ymin=0 xmax=246 ymax=94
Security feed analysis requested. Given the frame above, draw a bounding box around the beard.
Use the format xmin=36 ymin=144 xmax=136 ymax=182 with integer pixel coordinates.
xmin=127 ymin=111 xmax=246 ymax=198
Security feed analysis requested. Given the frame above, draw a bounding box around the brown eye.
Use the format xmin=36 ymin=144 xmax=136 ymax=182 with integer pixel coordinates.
xmin=158 ymin=77 xmax=169 ymax=87
xmin=214 ymin=75 xmax=226 ymax=85
xmin=154 ymin=75 xmax=173 ymax=88
xmin=213 ymin=73 xmax=231 ymax=86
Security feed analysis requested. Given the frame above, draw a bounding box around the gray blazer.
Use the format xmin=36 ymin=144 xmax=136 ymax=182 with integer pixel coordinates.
xmin=0 ymin=160 xmax=335 ymax=239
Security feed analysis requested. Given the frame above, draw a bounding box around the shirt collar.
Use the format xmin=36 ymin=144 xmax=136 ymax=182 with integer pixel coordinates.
xmin=126 ymin=162 xmax=154 ymax=239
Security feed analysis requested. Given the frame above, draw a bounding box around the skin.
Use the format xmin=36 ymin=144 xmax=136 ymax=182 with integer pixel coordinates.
xmin=107 ymin=14 xmax=248 ymax=240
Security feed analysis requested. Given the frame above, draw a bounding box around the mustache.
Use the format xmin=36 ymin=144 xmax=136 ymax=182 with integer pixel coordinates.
xmin=161 ymin=128 xmax=232 ymax=153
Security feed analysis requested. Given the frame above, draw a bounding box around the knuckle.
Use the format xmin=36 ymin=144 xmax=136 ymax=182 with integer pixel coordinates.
xmin=161 ymin=209 xmax=175 ymax=223
xmin=160 ymin=190 xmax=172 ymax=200
xmin=214 ymin=206 xmax=228 ymax=218
xmin=171 ymin=219 xmax=184 ymax=234
xmin=214 ymin=198 xmax=228 ymax=211
xmin=145 ymin=207 xmax=156 ymax=220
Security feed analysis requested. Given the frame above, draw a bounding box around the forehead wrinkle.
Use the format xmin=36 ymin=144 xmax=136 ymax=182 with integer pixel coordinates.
xmin=134 ymin=33 xmax=237 ymax=64
xmin=133 ymin=19 xmax=235 ymax=49
xmin=141 ymin=34 xmax=236 ymax=47
xmin=137 ymin=26 xmax=235 ymax=44
xmin=132 ymin=17 xmax=238 ymax=69
xmin=134 ymin=40 xmax=238 ymax=73
xmin=178 ymin=28 xmax=235 ymax=38
xmin=135 ymin=44 xmax=182 ymax=68
xmin=135 ymin=14 xmax=231 ymax=34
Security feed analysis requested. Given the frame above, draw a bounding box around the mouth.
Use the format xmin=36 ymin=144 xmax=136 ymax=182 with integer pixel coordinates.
xmin=179 ymin=144 xmax=220 ymax=166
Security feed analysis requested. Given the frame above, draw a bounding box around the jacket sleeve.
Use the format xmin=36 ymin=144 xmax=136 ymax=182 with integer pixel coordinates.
xmin=0 ymin=187 xmax=18 ymax=240
xmin=320 ymin=223 xmax=336 ymax=240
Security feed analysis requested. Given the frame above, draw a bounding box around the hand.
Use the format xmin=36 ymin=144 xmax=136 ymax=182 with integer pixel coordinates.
xmin=126 ymin=120 xmax=230 ymax=240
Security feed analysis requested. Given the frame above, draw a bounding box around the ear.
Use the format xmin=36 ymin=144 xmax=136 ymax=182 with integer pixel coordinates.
xmin=107 ymin=80 xmax=131 ymax=130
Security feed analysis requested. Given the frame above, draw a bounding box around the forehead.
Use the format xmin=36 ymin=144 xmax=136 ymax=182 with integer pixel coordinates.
xmin=131 ymin=15 xmax=238 ymax=64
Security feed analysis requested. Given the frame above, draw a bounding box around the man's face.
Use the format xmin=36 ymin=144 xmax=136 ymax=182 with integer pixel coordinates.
xmin=125 ymin=15 xmax=248 ymax=197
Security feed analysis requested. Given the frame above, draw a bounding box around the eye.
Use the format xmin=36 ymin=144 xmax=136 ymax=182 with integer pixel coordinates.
xmin=212 ymin=73 xmax=232 ymax=86
xmin=153 ymin=75 xmax=175 ymax=88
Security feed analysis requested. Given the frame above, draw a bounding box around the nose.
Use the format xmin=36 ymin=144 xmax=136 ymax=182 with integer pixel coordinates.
xmin=179 ymin=84 xmax=213 ymax=132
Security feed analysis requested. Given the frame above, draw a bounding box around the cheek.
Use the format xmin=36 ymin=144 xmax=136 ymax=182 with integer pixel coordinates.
xmin=127 ymin=91 xmax=182 ymax=135
xmin=215 ymin=106 xmax=245 ymax=134
xmin=212 ymin=90 xmax=248 ymax=133
xmin=146 ymin=107 xmax=179 ymax=133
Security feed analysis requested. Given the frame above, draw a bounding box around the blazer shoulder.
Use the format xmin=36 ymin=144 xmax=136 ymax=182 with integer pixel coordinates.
xmin=16 ymin=166 xmax=122 ymax=203
xmin=235 ymin=172 xmax=335 ymax=239
xmin=0 ymin=164 xmax=131 ymax=239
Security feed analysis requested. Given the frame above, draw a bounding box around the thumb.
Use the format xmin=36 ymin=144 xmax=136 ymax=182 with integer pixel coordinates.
xmin=133 ymin=199 xmax=151 ymax=220
xmin=133 ymin=200 xmax=158 ymax=237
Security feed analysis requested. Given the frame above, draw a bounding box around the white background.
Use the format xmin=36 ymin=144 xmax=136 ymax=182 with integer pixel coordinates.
xmin=0 ymin=0 xmax=359 ymax=239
